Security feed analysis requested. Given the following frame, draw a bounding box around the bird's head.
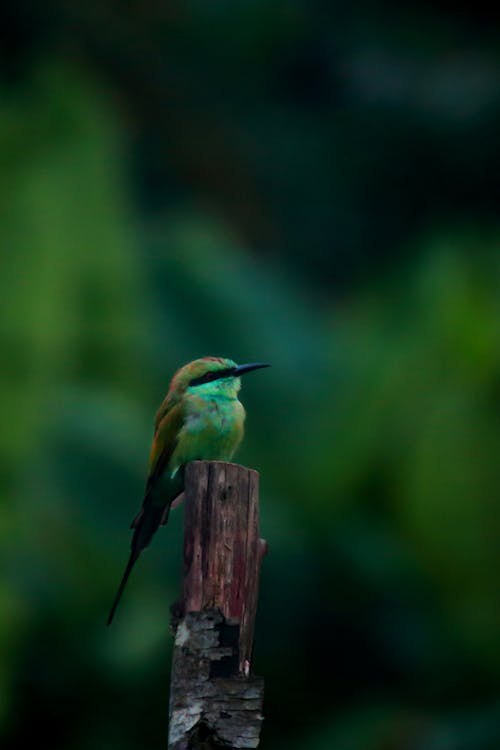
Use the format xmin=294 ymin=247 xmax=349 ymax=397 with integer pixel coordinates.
xmin=169 ymin=357 xmax=270 ymax=399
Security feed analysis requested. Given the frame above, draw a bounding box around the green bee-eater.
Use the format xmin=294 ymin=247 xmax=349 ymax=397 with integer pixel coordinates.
xmin=107 ymin=356 xmax=269 ymax=625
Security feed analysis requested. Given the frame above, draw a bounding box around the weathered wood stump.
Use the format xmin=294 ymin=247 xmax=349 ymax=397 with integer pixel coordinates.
xmin=168 ymin=461 xmax=266 ymax=750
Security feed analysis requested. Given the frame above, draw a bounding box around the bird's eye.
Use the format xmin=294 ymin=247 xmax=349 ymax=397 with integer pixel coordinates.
xmin=189 ymin=371 xmax=217 ymax=387
xmin=189 ymin=367 xmax=234 ymax=387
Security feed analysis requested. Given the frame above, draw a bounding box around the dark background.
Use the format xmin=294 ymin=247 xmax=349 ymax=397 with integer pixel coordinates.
xmin=2 ymin=2 xmax=500 ymax=748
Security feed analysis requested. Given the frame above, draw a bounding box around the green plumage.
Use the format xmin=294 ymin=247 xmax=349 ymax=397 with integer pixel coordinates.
xmin=107 ymin=357 xmax=269 ymax=625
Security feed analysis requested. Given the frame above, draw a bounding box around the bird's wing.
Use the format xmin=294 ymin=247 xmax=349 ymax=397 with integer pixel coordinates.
xmin=148 ymin=401 xmax=185 ymax=485
xmin=154 ymin=389 xmax=177 ymax=431
xmin=107 ymin=400 xmax=185 ymax=626
xmin=130 ymin=400 xmax=185 ymax=530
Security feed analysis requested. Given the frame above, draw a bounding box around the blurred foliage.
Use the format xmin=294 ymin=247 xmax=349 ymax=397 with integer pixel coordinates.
xmin=2 ymin=3 xmax=500 ymax=749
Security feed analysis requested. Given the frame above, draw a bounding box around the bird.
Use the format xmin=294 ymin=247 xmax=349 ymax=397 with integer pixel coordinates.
xmin=107 ymin=356 xmax=270 ymax=625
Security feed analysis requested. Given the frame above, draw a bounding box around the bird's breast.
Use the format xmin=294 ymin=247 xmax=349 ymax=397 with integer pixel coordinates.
xmin=186 ymin=397 xmax=243 ymax=436
xmin=180 ymin=395 xmax=245 ymax=462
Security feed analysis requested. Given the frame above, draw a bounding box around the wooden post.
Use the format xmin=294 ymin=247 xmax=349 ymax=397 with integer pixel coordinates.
xmin=168 ymin=461 xmax=266 ymax=750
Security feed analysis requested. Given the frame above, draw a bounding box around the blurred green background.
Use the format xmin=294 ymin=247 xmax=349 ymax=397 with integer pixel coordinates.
xmin=2 ymin=2 xmax=500 ymax=749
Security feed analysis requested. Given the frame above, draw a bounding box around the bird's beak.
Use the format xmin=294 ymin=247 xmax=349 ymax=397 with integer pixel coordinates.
xmin=232 ymin=362 xmax=270 ymax=377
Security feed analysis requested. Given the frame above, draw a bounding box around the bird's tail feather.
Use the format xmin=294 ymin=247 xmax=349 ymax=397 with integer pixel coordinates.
xmin=107 ymin=501 xmax=167 ymax=625
xmin=107 ymin=548 xmax=139 ymax=626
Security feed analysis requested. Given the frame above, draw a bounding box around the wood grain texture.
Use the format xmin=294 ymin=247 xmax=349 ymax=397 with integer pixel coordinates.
xmin=168 ymin=461 xmax=265 ymax=750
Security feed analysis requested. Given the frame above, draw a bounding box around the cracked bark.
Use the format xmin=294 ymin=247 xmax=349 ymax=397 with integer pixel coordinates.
xmin=168 ymin=461 xmax=265 ymax=750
